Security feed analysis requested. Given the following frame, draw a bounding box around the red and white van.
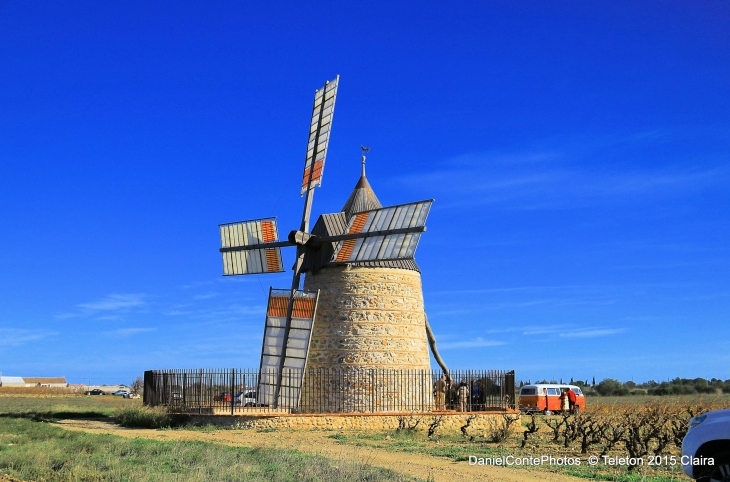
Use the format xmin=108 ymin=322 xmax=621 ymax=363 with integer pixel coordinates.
xmin=518 ymin=384 xmax=586 ymax=413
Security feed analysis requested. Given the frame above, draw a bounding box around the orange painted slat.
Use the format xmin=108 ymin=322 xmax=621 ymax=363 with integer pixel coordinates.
xmin=266 ymin=294 xmax=315 ymax=319
xmin=261 ymin=221 xmax=276 ymax=243
xmin=348 ymin=212 xmax=369 ymax=234
xmin=264 ymin=249 xmax=280 ymax=272
xmin=310 ymin=160 xmax=323 ymax=181
xmin=292 ymin=297 xmax=316 ymax=319
xmin=301 ymin=160 xmax=324 ymax=189
xmin=335 ymin=212 xmax=370 ymax=261
xmin=267 ymin=295 xmax=289 ymax=317
xmin=335 ymin=239 xmax=357 ymax=262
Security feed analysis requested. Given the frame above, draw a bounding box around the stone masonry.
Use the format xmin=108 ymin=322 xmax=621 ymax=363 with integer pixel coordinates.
xmin=300 ymin=265 xmax=433 ymax=412
xmin=192 ymin=412 xmax=519 ymax=434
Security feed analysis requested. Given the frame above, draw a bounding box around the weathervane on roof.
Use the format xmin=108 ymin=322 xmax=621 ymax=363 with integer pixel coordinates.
xmin=360 ymin=145 xmax=369 ymax=175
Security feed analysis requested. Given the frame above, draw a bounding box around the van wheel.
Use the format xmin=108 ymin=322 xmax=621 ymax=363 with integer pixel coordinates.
xmin=698 ymin=452 xmax=730 ymax=482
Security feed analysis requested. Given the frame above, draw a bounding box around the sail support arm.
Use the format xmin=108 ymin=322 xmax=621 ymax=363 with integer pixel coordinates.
xmin=219 ymin=226 xmax=426 ymax=253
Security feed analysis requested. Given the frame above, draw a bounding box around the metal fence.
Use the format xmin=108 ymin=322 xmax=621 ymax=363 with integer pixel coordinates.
xmin=143 ymin=368 xmax=515 ymax=414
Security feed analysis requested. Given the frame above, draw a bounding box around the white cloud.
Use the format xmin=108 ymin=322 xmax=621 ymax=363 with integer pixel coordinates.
xmin=162 ymin=304 xmax=264 ymax=321
xmin=522 ymin=325 xmax=570 ymax=336
xmin=105 ymin=327 xmax=156 ymax=337
xmin=438 ymin=337 xmax=505 ymax=350
xmin=192 ymin=292 xmax=220 ymax=300
xmin=559 ymin=328 xmax=627 ymax=338
xmin=0 ymin=328 xmax=58 ymax=347
xmin=78 ymin=294 xmax=147 ymax=311
xmin=179 ymin=280 xmax=214 ymax=290
xmin=54 ymin=313 xmax=80 ymax=320
xmin=393 ymin=134 xmax=729 ymax=211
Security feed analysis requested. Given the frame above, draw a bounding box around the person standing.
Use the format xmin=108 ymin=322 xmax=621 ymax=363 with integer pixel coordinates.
xmin=472 ymin=381 xmax=483 ymax=411
xmin=458 ymin=381 xmax=469 ymax=412
xmin=560 ymin=389 xmax=569 ymax=412
xmin=567 ymin=388 xmax=577 ymax=412
xmin=434 ymin=375 xmax=447 ymax=411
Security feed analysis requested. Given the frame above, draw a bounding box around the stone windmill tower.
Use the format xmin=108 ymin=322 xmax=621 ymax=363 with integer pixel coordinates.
xmin=218 ymin=77 xmax=448 ymax=412
xmin=298 ymin=153 xmax=435 ymax=411
xmin=303 ymin=155 xmax=430 ymax=372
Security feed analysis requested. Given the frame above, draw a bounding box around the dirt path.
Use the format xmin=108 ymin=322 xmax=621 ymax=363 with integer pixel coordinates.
xmin=54 ymin=419 xmax=584 ymax=482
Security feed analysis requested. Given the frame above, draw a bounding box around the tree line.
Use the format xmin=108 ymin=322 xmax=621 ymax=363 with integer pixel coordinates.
xmin=519 ymin=377 xmax=730 ymax=396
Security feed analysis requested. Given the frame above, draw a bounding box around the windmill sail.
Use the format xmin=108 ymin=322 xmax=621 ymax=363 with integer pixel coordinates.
xmin=301 ymin=76 xmax=339 ymax=195
xmin=257 ymin=289 xmax=319 ymax=408
xmin=219 ymin=218 xmax=285 ymax=275
xmin=331 ymin=200 xmax=433 ymax=262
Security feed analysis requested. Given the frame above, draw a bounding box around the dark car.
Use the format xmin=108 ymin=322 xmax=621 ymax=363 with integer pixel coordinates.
xmin=85 ymin=389 xmax=106 ymax=396
xmin=214 ymin=392 xmax=232 ymax=402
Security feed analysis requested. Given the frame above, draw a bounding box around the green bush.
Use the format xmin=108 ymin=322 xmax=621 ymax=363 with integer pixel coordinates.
xmin=595 ymin=378 xmax=630 ymax=396
xmin=114 ymin=406 xmax=180 ymax=429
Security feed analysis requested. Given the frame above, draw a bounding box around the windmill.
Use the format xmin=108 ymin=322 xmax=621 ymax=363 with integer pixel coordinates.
xmin=218 ymin=77 xmax=448 ymax=411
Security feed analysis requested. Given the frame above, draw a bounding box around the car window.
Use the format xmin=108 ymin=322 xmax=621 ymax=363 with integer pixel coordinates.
xmin=572 ymin=388 xmax=583 ymax=396
xmin=520 ymin=388 xmax=536 ymax=396
xmin=547 ymin=388 xmax=560 ymax=395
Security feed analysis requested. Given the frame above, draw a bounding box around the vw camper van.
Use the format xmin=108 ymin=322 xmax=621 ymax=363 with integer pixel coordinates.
xmin=518 ymin=384 xmax=586 ymax=413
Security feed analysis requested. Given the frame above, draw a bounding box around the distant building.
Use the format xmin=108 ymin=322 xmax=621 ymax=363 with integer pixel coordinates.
xmin=0 ymin=376 xmax=67 ymax=388
xmin=0 ymin=376 xmax=25 ymax=387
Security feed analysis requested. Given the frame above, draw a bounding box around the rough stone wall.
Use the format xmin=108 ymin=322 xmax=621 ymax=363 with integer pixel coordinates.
xmin=298 ymin=368 xmax=433 ymax=413
xmin=193 ymin=412 xmax=520 ymax=435
xmin=300 ymin=265 xmax=432 ymax=412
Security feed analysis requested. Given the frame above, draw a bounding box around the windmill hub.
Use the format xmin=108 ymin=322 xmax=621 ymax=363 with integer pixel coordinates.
xmin=288 ymin=230 xmax=322 ymax=249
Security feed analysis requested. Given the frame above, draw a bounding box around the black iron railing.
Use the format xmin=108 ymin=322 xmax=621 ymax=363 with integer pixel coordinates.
xmin=143 ymin=368 xmax=515 ymax=414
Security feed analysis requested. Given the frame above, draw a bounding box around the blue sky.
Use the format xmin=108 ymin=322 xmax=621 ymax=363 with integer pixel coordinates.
xmin=1 ymin=1 xmax=728 ymax=385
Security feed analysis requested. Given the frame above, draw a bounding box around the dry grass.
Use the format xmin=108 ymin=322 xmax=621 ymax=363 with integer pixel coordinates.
xmin=588 ymin=393 xmax=730 ymax=407
xmin=0 ymin=387 xmax=83 ymax=397
xmin=0 ymin=396 xmax=415 ymax=481
xmin=0 ymin=394 xmax=136 ymax=418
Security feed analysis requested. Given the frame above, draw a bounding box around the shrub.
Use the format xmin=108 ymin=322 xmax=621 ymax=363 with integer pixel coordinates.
xmin=485 ymin=414 xmax=519 ymax=443
xmin=595 ymin=379 xmax=629 ymax=396
xmin=115 ymin=406 xmax=180 ymax=429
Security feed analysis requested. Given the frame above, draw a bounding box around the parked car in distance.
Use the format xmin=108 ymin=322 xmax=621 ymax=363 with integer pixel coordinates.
xmin=85 ymin=389 xmax=106 ymax=396
xmin=682 ymin=408 xmax=730 ymax=481
xmin=214 ymin=392 xmax=232 ymax=403
xmin=111 ymin=390 xmax=130 ymax=396
xmin=234 ymin=390 xmax=257 ymax=407
xmin=123 ymin=393 xmax=141 ymax=399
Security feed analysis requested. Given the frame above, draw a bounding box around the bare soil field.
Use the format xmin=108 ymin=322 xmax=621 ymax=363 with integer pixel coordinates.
xmin=55 ymin=418 xmax=583 ymax=482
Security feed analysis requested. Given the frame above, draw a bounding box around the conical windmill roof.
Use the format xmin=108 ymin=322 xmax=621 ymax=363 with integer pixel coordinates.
xmin=304 ymin=159 xmax=421 ymax=273
xmin=340 ymin=165 xmax=382 ymax=219
xmin=333 ymin=161 xmax=420 ymax=272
